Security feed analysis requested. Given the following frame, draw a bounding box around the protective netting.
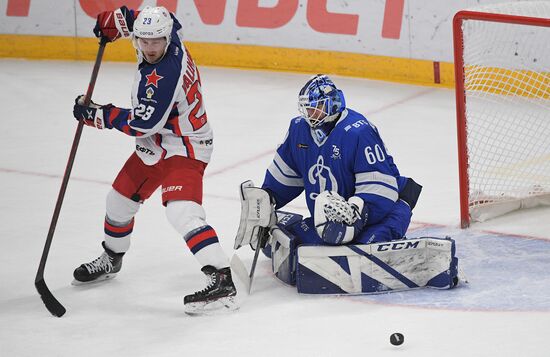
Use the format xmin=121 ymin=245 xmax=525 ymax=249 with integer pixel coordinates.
xmin=460 ymin=1 xmax=550 ymax=222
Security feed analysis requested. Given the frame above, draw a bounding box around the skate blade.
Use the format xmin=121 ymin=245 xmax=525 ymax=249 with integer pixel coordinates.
xmin=184 ymin=296 xmax=239 ymax=316
xmin=71 ymin=273 xmax=118 ymax=286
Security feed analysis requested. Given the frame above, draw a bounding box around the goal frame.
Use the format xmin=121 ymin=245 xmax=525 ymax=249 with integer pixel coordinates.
xmin=453 ymin=9 xmax=550 ymax=228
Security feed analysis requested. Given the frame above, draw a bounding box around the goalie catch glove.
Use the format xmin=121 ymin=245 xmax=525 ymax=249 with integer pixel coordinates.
xmin=314 ymin=191 xmax=368 ymax=245
xmin=73 ymin=95 xmax=114 ymax=130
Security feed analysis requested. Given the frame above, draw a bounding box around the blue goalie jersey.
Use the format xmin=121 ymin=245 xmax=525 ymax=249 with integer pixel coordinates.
xmin=262 ymin=109 xmax=410 ymax=225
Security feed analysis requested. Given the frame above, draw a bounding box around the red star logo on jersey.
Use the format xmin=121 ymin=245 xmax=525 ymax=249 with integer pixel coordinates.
xmin=145 ymin=69 xmax=163 ymax=88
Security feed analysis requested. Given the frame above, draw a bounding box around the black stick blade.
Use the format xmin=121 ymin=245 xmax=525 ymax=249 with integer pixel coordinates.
xmin=35 ymin=279 xmax=66 ymax=317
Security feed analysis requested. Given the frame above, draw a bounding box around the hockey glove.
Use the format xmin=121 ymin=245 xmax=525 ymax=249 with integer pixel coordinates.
xmin=314 ymin=191 xmax=368 ymax=245
xmin=93 ymin=6 xmax=134 ymax=42
xmin=73 ymin=95 xmax=113 ymax=130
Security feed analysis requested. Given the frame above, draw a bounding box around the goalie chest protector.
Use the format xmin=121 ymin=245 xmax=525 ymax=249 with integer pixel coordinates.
xmin=296 ymin=237 xmax=458 ymax=294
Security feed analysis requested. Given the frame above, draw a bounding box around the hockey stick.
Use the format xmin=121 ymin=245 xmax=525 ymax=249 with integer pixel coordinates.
xmin=35 ymin=37 xmax=108 ymax=317
xmin=230 ymin=253 xmax=251 ymax=293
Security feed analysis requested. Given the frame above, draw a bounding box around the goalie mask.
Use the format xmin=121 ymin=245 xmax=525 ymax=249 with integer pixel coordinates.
xmin=298 ymin=74 xmax=346 ymax=128
xmin=132 ymin=6 xmax=174 ymax=64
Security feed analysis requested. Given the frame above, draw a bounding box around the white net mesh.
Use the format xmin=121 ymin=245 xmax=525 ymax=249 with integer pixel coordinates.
xmin=460 ymin=1 xmax=550 ymax=222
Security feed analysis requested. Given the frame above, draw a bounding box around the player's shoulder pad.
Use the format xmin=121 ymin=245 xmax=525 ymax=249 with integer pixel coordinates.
xmin=284 ymin=116 xmax=300 ymax=130
xmin=287 ymin=116 xmax=309 ymax=136
xmin=339 ymin=109 xmax=377 ymax=135
xmin=290 ymin=115 xmax=304 ymax=125
xmin=164 ymin=42 xmax=184 ymax=66
xmin=170 ymin=13 xmax=183 ymax=31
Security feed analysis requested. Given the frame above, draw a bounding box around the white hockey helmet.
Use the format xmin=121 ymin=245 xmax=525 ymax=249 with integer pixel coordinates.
xmin=132 ymin=6 xmax=174 ymax=59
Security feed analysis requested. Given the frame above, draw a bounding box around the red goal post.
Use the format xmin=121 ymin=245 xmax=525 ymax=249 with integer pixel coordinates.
xmin=453 ymin=2 xmax=550 ymax=228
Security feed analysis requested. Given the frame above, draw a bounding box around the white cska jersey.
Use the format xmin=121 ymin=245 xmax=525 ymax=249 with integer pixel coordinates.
xmin=107 ymin=16 xmax=213 ymax=166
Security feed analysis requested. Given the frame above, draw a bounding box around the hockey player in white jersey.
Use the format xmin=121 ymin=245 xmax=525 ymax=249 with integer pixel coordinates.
xmin=71 ymin=5 xmax=236 ymax=314
xmin=234 ymin=75 xmax=458 ymax=294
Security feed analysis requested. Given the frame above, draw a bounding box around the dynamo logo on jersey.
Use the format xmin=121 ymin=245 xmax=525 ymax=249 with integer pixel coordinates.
xmin=308 ymin=155 xmax=338 ymax=200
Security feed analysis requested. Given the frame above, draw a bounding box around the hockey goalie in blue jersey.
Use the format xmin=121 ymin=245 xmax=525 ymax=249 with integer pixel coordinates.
xmin=234 ymin=75 xmax=459 ymax=294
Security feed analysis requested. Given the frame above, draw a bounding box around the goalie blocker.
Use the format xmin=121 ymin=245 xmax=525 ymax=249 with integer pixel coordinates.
xmin=270 ymin=212 xmax=459 ymax=294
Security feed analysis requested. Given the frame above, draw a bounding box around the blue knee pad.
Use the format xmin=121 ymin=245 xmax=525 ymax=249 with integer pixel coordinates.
xmin=271 ymin=227 xmax=298 ymax=285
xmin=269 ymin=212 xmax=323 ymax=285
xmin=262 ymin=211 xmax=305 ymax=258
xmin=355 ymin=200 xmax=412 ymax=244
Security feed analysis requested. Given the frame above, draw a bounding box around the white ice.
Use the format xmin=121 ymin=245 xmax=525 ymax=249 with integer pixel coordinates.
xmin=1 ymin=59 xmax=549 ymax=357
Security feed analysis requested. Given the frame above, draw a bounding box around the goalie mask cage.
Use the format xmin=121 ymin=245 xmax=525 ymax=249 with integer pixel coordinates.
xmin=453 ymin=2 xmax=550 ymax=228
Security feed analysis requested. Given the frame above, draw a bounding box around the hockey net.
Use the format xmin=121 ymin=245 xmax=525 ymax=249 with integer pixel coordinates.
xmin=453 ymin=1 xmax=550 ymax=228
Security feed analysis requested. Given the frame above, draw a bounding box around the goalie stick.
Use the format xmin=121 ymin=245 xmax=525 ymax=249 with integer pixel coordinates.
xmin=35 ymin=38 xmax=108 ymax=317
xmin=230 ymin=226 xmax=269 ymax=294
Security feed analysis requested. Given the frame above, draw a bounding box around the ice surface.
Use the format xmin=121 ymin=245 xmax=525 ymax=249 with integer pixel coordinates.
xmin=1 ymin=59 xmax=549 ymax=357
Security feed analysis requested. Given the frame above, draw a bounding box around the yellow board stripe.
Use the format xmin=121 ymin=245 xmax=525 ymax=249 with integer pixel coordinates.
xmin=465 ymin=66 xmax=550 ymax=99
xmin=0 ymin=34 xmax=455 ymax=87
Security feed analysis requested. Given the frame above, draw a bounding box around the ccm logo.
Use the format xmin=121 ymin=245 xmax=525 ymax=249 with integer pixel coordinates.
xmin=278 ymin=214 xmax=293 ymax=226
xmin=162 ymin=186 xmax=182 ymax=193
xmin=376 ymin=241 xmax=420 ymax=252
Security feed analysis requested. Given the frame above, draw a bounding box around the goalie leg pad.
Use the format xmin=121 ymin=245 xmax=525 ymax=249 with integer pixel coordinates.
xmin=270 ymin=227 xmax=298 ymax=286
xmin=296 ymin=237 xmax=458 ymax=294
xmin=269 ymin=214 xmax=327 ymax=285
xmin=262 ymin=211 xmax=305 ymax=258
xmin=276 ymin=211 xmax=305 ymax=229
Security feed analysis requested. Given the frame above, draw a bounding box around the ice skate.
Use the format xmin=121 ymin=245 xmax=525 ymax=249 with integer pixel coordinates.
xmin=72 ymin=242 xmax=124 ymax=285
xmin=184 ymin=266 xmax=238 ymax=315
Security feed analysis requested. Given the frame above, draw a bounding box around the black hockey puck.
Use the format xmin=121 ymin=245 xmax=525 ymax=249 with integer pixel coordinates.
xmin=390 ymin=332 xmax=404 ymax=346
